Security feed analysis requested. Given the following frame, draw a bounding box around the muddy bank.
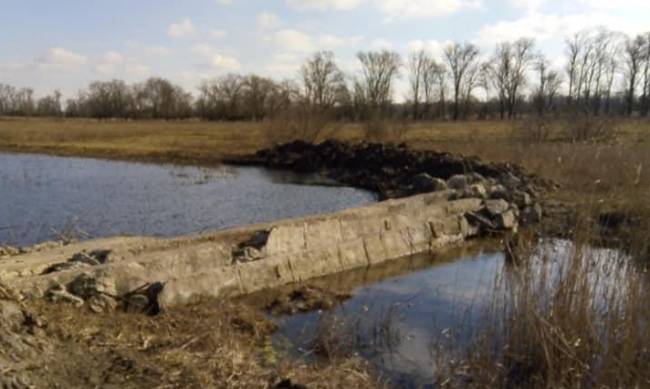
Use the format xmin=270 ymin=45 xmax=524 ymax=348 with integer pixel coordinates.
xmin=0 ymin=280 xmax=378 ymax=388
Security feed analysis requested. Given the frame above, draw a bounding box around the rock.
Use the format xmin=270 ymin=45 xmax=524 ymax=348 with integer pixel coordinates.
xmin=489 ymin=184 xmax=509 ymax=200
xmin=234 ymin=246 xmax=263 ymax=263
xmin=67 ymin=273 xmax=117 ymax=299
xmin=512 ymin=190 xmax=532 ymax=208
xmin=500 ymin=172 xmax=522 ymax=189
xmin=71 ymin=250 xmax=112 ymax=265
xmin=124 ymin=294 xmax=150 ymax=314
xmin=46 ymin=284 xmax=84 ymax=307
xmin=87 ymin=294 xmax=118 ymax=313
xmin=522 ymin=203 xmax=543 ymax=225
xmin=123 ymin=283 xmax=164 ymax=315
xmin=468 ymin=172 xmax=487 ymax=184
xmin=42 ymin=250 xmax=113 ymax=274
xmin=408 ymin=173 xmax=448 ymax=193
xmin=233 ymin=231 xmax=270 ymax=263
xmin=496 ymin=210 xmax=518 ymax=230
xmin=484 ymin=199 xmax=510 ymax=216
xmin=466 ymin=212 xmax=496 ymax=230
xmin=468 ymin=183 xmax=488 ymax=199
xmin=447 ymin=175 xmax=469 ymax=190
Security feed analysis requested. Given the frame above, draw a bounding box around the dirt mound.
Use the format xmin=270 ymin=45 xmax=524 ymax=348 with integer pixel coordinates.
xmin=255 ymin=140 xmax=548 ymax=200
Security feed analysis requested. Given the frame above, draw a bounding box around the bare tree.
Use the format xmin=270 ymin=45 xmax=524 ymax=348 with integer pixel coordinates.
xmin=300 ymin=51 xmax=347 ymax=111
xmin=623 ymin=35 xmax=645 ymax=116
xmin=241 ymin=75 xmax=277 ymax=121
xmin=640 ymin=32 xmax=650 ymax=117
xmin=565 ymin=32 xmax=590 ymax=107
xmin=420 ymin=57 xmax=447 ymax=119
xmin=197 ymin=74 xmax=244 ymax=120
xmin=356 ymin=50 xmax=402 ymax=116
xmin=444 ymin=42 xmax=480 ymax=120
xmin=487 ymin=38 xmax=535 ymax=119
xmin=533 ymin=55 xmax=562 ymax=116
xmin=36 ymin=90 xmax=62 ymax=117
xmin=408 ymin=50 xmax=429 ymax=119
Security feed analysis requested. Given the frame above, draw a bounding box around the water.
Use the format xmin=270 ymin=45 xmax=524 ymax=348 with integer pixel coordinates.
xmin=267 ymin=240 xmax=629 ymax=388
xmin=0 ymin=153 xmax=376 ymax=246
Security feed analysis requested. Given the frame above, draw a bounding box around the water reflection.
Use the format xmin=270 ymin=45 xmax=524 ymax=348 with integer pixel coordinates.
xmin=269 ymin=240 xmax=629 ymax=388
xmin=0 ymin=153 xmax=376 ymax=246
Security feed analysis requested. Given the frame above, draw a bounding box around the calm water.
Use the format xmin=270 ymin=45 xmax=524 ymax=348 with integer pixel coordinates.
xmin=0 ymin=153 xmax=376 ymax=246
xmin=270 ymin=240 xmax=628 ymax=388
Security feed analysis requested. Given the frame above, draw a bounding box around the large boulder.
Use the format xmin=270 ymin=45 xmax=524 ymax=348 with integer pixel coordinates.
xmin=407 ymin=173 xmax=448 ymax=193
xmin=484 ymin=199 xmax=510 ymax=216
xmin=447 ymin=174 xmax=470 ymax=190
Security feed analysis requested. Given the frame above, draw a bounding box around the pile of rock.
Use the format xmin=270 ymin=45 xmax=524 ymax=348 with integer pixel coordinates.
xmin=47 ymin=272 xmax=118 ymax=313
xmin=254 ymin=140 xmax=546 ymax=230
xmin=254 ymin=140 xmax=547 ymax=199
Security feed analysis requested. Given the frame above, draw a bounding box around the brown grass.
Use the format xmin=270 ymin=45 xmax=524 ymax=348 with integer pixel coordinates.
xmin=434 ymin=236 xmax=650 ymax=388
xmin=34 ymin=298 xmax=381 ymax=388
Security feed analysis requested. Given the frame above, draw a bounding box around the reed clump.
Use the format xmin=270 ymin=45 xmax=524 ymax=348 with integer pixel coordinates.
xmin=434 ymin=237 xmax=650 ymax=388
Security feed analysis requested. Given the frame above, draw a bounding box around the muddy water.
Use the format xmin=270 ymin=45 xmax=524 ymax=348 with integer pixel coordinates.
xmin=0 ymin=153 xmax=376 ymax=246
xmin=266 ymin=240 xmax=628 ymax=388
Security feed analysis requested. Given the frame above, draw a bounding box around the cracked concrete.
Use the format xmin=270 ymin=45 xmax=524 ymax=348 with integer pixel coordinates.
xmin=0 ymin=190 xmax=498 ymax=309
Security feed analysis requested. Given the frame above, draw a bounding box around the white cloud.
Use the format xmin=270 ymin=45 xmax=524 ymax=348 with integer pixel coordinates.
xmin=272 ymin=29 xmax=315 ymax=52
xmin=318 ymin=34 xmax=364 ymax=49
xmin=38 ymin=47 xmax=88 ymax=69
xmin=257 ymin=12 xmax=281 ymax=29
xmin=407 ymin=39 xmax=454 ymax=58
xmin=93 ymin=51 xmax=125 ymax=74
xmin=103 ymin=51 xmax=124 ymax=65
xmin=190 ymin=43 xmax=240 ymax=71
xmin=125 ymin=64 xmax=150 ymax=76
xmin=125 ymin=41 xmax=171 ymax=56
xmin=509 ymin=0 xmax=544 ymax=13
xmin=167 ymin=18 xmax=196 ymax=38
xmin=269 ymin=29 xmax=363 ymax=55
xmin=191 ymin=43 xmax=216 ymax=57
xmin=215 ymin=0 xmax=232 ymax=4
xmin=265 ymin=53 xmax=302 ymax=78
xmin=578 ymin=0 xmax=650 ymax=11
xmin=378 ymin=0 xmax=482 ymax=20
xmin=475 ymin=11 xmax=647 ymax=46
xmin=212 ymin=54 xmax=241 ymax=71
xmin=369 ymin=38 xmax=393 ymax=50
xmin=286 ymin=0 xmax=365 ymax=10
xmin=210 ymin=29 xmax=228 ymax=39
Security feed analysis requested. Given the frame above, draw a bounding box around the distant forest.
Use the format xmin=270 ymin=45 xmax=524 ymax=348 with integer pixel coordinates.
xmin=1 ymin=28 xmax=649 ymax=121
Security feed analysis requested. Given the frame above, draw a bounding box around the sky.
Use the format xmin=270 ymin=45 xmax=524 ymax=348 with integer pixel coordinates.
xmin=1 ymin=0 xmax=649 ymax=99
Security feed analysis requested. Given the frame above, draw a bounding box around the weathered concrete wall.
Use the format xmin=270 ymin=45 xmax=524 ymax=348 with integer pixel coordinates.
xmin=0 ymin=190 xmax=507 ymax=310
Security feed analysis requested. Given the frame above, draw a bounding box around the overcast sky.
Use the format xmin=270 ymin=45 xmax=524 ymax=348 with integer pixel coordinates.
xmin=1 ymin=0 xmax=648 ymax=99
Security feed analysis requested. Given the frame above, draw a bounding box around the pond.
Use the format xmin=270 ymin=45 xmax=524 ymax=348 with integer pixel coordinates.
xmin=0 ymin=152 xmax=376 ymax=246
xmin=265 ymin=240 xmax=629 ymax=388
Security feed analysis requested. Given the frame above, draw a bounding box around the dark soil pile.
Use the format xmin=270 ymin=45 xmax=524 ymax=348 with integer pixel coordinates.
xmin=254 ymin=140 xmax=548 ymax=200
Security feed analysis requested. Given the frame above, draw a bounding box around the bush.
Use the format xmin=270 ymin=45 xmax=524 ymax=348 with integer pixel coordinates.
xmin=514 ymin=116 xmax=556 ymax=143
xmin=565 ymin=114 xmax=618 ymax=142
xmin=264 ymin=106 xmax=334 ymax=146
xmin=362 ymin=117 xmax=411 ymax=144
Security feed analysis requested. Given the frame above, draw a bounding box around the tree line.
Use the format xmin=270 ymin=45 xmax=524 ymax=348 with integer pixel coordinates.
xmin=1 ymin=28 xmax=649 ymax=121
